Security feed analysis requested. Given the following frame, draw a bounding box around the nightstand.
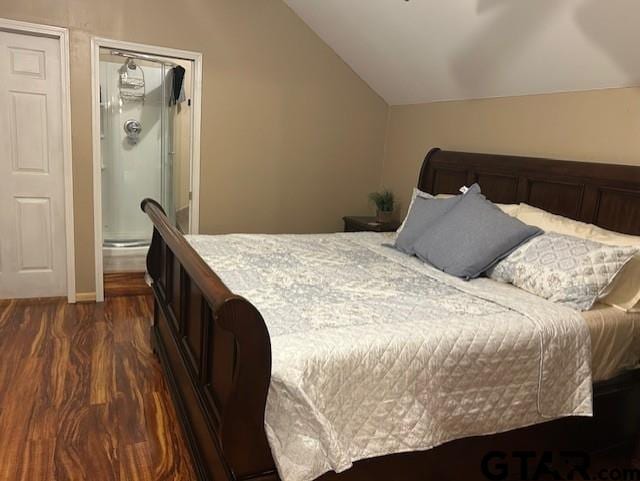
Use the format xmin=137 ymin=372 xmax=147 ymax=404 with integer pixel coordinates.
xmin=343 ymin=216 xmax=401 ymax=233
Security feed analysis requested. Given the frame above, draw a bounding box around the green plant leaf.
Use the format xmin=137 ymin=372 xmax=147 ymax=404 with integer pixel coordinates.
xmin=368 ymin=189 xmax=394 ymax=212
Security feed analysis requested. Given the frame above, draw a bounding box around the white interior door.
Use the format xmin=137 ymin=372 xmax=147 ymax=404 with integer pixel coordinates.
xmin=0 ymin=30 xmax=68 ymax=299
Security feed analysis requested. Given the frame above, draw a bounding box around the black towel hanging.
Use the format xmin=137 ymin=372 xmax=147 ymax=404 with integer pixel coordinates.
xmin=171 ymin=66 xmax=185 ymax=105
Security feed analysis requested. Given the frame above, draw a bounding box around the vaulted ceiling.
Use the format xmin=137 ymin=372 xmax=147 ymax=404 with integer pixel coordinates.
xmin=284 ymin=0 xmax=640 ymax=105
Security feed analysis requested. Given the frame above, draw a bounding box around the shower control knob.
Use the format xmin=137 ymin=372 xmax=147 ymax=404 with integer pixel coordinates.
xmin=124 ymin=119 xmax=142 ymax=142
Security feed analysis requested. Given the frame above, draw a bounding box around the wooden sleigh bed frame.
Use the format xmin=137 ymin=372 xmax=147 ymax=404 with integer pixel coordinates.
xmin=142 ymin=149 xmax=640 ymax=481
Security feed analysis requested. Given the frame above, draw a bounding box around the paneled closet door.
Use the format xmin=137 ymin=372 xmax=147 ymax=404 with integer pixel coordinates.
xmin=0 ymin=30 xmax=67 ymax=299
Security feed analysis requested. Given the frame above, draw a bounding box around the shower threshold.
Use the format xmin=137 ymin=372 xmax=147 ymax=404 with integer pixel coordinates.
xmin=103 ymin=240 xmax=150 ymax=248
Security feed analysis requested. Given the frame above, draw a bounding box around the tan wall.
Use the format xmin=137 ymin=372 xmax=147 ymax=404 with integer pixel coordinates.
xmin=382 ymin=87 xmax=640 ymax=217
xmin=0 ymin=0 xmax=388 ymax=294
xmin=7 ymin=0 xmax=635 ymax=296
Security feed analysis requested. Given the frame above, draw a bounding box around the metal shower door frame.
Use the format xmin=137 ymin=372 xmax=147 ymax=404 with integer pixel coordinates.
xmin=91 ymin=37 xmax=202 ymax=302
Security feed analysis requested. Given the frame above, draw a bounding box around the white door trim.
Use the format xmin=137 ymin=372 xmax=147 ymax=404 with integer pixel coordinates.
xmin=91 ymin=37 xmax=203 ymax=302
xmin=0 ymin=18 xmax=76 ymax=303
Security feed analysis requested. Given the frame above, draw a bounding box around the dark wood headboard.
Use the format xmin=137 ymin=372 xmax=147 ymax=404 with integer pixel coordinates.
xmin=418 ymin=148 xmax=640 ymax=236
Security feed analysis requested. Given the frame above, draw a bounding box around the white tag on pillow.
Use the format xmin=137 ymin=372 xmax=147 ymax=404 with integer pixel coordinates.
xmin=459 ymin=186 xmax=469 ymax=194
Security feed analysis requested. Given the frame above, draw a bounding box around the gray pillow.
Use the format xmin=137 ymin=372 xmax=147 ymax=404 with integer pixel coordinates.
xmin=394 ymin=184 xmax=481 ymax=255
xmin=412 ymin=193 xmax=542 ymax=279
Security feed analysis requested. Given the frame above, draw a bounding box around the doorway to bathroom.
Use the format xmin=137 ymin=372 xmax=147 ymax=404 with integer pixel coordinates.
xmin=91 ymin=38 xmax=202 ymax=302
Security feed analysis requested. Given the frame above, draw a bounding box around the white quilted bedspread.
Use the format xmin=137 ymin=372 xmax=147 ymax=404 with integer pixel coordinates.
xmin=186 ymin=232 xmax=593 ymax=481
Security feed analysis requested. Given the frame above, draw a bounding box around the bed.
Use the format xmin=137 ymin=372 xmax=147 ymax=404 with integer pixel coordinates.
xmin=142 ymin=148 xmax=640 ymax=481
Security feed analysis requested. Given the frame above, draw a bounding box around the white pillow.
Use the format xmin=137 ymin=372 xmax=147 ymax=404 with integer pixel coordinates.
xmin=516 ymin=204 xmax=640 ymax=312
xmin=436 ymin=194 xmax=521 ymax=217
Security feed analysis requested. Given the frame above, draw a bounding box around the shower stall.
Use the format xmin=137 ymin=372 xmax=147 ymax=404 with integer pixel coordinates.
xmin=99 ymin=48 xmax=186 ymax=272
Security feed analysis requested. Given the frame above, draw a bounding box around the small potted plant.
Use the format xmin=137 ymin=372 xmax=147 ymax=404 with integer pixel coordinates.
xmin=368 ymin=190 xmax=395 ymax=223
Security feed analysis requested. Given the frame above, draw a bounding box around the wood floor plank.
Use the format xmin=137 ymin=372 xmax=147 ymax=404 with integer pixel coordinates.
xmin=48 ymin=303 xmax=71 ymax=408
xmin=0 ymin=296 xmax=195 ymax=481
xmin=90 ymin=321 xmax=116 ymax=405
xmin=15 ymin=440 xmax=55 ymax=481
xmin=118 ymin=442 xmax=153 ymax=481
xmin=104 ymin=272 xmax=151 ymax=298
xmin=0 ymin=357 xmax=42 ymax=480
xmin=145 ymin=390 xmax=194 ymax=481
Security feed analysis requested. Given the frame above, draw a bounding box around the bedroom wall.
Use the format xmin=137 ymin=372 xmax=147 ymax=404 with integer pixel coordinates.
xmin=382 ymin=87 xmax=640 ymax=217
xmin=0 ymin=0 xmax=389 ymax=295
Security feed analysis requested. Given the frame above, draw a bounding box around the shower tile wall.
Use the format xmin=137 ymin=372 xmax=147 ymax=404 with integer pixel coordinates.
xmin=100 ymin=55 xmax=166 ymax=245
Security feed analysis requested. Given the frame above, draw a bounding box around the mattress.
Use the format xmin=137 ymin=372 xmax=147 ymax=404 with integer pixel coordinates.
xmin=492 ymin=283 xmax=640 ymax=382
xmin=583 ymin=304 xmax=640 ymax=382
xmin=187 ymin=231 xmax=594 ymax=481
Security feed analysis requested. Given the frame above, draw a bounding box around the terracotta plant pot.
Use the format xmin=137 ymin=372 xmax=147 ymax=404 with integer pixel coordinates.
xmin=376 ymin=210 xmax=393 ymax=223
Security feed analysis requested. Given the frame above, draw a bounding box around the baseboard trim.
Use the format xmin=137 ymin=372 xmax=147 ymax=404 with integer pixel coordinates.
xmin=76 ymin=292 xmax=97 ymax=303
xmin=1 ymin=296 xmax=65 ymax=306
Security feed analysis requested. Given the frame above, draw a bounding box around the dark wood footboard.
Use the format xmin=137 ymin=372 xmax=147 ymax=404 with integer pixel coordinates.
xmin=142 ymin=199 xmax=278 ymax=481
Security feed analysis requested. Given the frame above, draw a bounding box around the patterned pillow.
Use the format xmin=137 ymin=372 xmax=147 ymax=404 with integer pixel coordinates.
xmin=488 ymin=232 xmax=638 ymax=310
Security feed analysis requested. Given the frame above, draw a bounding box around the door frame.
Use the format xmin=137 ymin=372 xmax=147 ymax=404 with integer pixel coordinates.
xmin=91 ymin=37 xmax=202 ymax=302
xmin=0 ymin=18 xmax=76 ymax=303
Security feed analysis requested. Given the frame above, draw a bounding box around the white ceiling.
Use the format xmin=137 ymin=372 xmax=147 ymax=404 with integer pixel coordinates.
xmin=284 ymin=0 xmax=640 ymax=105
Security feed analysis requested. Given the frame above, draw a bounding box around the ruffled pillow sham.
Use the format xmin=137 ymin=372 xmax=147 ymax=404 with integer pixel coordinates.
xmin=488 ymin=231 xmax=638 ymax=311
xmin=515 ymin=203 xmax=640 ymax=312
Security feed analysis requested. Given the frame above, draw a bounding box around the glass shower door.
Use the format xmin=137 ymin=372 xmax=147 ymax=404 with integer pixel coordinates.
xmin=100 ymin=50 xmax=174 ymax=247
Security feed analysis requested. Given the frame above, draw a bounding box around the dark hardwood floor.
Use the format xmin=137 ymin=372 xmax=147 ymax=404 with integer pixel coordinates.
xmin=0 ymin=295 xmax=195 ymax=481
xmin=104 ymin=272 xmax=152 ymax=298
